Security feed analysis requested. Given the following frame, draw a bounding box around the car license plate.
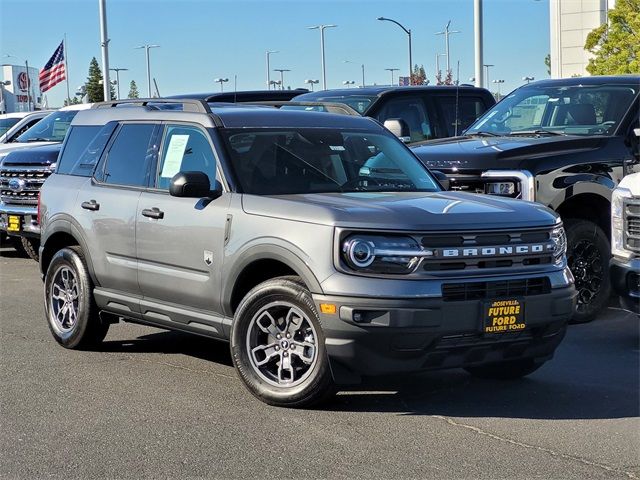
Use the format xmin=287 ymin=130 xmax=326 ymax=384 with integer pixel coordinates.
xmin=7 ymin=215 xmax=21 ymax=232
xmin=484 ymin=299 xmax=525 ymax=334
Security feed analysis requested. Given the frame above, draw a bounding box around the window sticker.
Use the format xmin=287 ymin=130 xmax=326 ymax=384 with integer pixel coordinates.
xmin=160 ymin=134 xmax=189 ymax=178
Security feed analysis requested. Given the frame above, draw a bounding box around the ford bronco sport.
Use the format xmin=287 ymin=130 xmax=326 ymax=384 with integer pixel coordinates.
xmin=39 ymin=99 xmax=576 ymax=407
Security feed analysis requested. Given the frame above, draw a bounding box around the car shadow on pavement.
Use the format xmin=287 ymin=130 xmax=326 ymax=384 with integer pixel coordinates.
xmin=101 ymin=330 xmax=234 ymax=367
xmin=0 ymin=246 xmax=28 ymax=259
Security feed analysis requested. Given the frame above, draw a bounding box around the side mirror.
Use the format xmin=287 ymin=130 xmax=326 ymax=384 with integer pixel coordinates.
xmin=383 ymin=118 xmax=411 ymax=143
xmin=432 ymin=170 xmax=450 ymax=190
xmin=170 ymin=171 xmax=219 ymax=198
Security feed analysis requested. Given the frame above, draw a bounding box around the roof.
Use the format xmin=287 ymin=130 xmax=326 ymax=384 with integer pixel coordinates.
xmin=0 ymin=111 xmax=49 ymax=119
xmin=167 ymin=89 xmax=309 ymax=103
xmin=295 ymin=85 xmax=488 ymax=100
xmin=524 ymin=75 xmax=640 ymax=88
xmin=72 ymin=100 xmax=382 ymax=131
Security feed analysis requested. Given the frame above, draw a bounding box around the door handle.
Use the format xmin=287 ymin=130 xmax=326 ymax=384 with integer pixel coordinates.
xmin=141 ymin=207 xmax=164 ymax=220
xmin=81 ymin=200 xmax=100 ymax=211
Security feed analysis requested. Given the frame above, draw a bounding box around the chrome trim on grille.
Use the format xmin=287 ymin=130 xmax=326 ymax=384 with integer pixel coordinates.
xmin=624 ymin=198 xmax=640 ymax=254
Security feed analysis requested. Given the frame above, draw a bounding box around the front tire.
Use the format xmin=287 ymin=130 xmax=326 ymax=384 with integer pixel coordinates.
xmin=44 ymin=246 xmax=109 ymax=349
xmin=565 ymin=219 xmax=611 ymax=324
xmin=230 ymin=276 xmax=335 ymax=408
xmin=464 ymin=359 xmax=544 ymax=379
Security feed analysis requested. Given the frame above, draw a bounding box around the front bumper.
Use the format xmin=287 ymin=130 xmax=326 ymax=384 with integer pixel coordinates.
xmin=610 ymin=257 xmax=640 ymax=314
xmin=0 ymin=203 xmax=40 ymax=237
xmin=314 ymin=285 xmax=576 ymax=384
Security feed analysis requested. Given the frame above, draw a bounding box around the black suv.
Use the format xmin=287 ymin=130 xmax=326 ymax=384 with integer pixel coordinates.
xmin=411 ymin=76 xmax=640 ymax=322
xmin=294 ymin=85 xmax=496 ymax=143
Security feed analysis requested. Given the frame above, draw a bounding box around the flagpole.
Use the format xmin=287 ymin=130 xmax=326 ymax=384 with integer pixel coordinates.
xmin=63 ymin=34 xmax=71 ymax=105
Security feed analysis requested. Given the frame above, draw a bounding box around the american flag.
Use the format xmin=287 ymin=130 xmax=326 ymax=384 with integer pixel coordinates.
xmin=39 ymin=41 xmax=66 ymax=93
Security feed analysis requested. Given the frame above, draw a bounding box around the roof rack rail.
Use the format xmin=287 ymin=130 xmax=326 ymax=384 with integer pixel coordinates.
xmin=250 ymin=101 xmax=361 ymax=116
xmin=92 ymin=98 xmax=212 ymax=114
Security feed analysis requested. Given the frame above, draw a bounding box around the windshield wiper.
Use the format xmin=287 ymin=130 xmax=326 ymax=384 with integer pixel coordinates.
xmin=465 ymin=131 xmax=500 ymax=137
xmin=509 ymin=129 xmax=564 ymax=137
xmin=24 ymin=137 xmax=54 ymax=142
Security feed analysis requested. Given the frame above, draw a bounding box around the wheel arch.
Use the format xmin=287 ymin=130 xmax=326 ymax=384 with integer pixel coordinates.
xmin=553 ymin=191 xmax=611 ymax=239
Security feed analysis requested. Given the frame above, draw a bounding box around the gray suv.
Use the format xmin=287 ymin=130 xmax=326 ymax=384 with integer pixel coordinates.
xmin=39 ymin=99 xmax=577 ymax=407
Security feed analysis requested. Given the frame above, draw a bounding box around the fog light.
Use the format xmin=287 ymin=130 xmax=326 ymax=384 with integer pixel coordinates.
xmin=485 ymin=182 xmax=516 ymax=196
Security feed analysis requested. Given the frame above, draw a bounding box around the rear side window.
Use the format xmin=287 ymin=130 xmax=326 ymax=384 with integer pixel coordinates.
xmin=57 ymin=124 xmax=116 ymax=177
xmin=438 ymin=96 xmax=489 ymax=136
xmin=98 ymin=124 xmax=157 ymax=187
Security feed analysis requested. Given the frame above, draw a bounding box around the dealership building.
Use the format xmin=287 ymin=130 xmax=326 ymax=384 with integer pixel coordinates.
xmin=549 ymin=0 xmax=616 ymax=78
xmin=0 ymin=64 xmax=43 ymax=114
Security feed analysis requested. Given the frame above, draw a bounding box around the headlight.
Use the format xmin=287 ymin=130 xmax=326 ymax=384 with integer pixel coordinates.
xmin=551 ymin=225 xmax=567 ymax=265
xmin=342 ymin=234 xmax=427 ymax=274
xmin=612 ymin=186 xmax=632 ymax=260
xmin=485 ymin=181 xmax=516 ymax=196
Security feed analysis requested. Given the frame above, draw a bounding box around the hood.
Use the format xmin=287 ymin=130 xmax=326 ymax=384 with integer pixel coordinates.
xmin=411 ymin=135 xmax=608 ymax=171
xmin=0 ymin=141 xmax=57 ymax=157
xmin=1 ymin=143 xmax=62 ymax=166
xmin=242 ymin=191 xmax=559 ymax=231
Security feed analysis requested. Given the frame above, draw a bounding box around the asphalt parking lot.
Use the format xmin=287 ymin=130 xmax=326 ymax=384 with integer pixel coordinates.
xmin=1 ymin=247 xmax=638 ymax=480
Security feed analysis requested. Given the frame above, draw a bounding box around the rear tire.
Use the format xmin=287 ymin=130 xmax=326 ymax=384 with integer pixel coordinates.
xmin=44 ymin=246 xmax=109 ymax=349
xmin=230 ymin=276 xmax=335 ymax=408
xmin=565 ymin=219 xmax=611 ymax=324
xmin=464 ymin=359 xmax=544 ymax=379
xmin=20 ymin=236 xmax=40 ymax=262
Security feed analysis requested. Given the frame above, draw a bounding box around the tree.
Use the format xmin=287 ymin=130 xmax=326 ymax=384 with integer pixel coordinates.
xmin=585 ymin=0 xmax=640 ymax=75
xmin=63 ymin=97 xmax=80 ymax=106
xmin=85 ymin=57 xmax=115 ymax=102
xmin=410 ymin=64 xmax=427 ymax=85
xmin=544 ymin=54 xmax=551 ymax=75
xmin=128 ymin=80 xmax=139 ymax=99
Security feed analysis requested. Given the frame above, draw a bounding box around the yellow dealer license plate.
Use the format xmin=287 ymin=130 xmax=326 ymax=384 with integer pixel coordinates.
xmin=7 ymin=215 xmax=21 ymax=232
xmin=484 ymin=299 xmax=525 ymax=334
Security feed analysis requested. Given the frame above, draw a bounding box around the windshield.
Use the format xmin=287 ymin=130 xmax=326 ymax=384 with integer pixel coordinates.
xmin=466 ymin=84 xmax=639 ymax=137
xmin=221 ymin=128 xmax=440 ymax=195
xmin=0 ymin=118 xmax=20 ymax=136
xmin=15 ymin=110 xmax=79 ymax=143
xmin=300 ymin=95 xmax=376 ymax=114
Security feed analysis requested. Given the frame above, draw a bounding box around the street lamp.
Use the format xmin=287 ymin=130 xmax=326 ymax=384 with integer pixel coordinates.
xmin=377 ymin=17 xmax=412 ymax=85
xmin=265 ymin=50 xmax=278 ymax=90
xmin=492 ymin=79 xmax=505 ymax=97
xmin=522 ymin=76 xmax=535 ymax=84
xmin=109 ymin=67 xmax=128 ymax=99
xmin=214 ymin=77 xmax=229 ymax=92
xmin=273 ymin=68 xmax=290 ymax=90
xmin=483 ymin=64 xmax=494 ymax=88
xmin=3 ymin=54 xmax=31 ymax=111
xmin=134 ymin=44 xmax=160 ymax=97
xmin=342 ymin=80 xmax=355 ymax=88
xmin=269 ymin=80 xmax=281 ymax=89
xmin=435 ymin=20 xmax=460 ymax=74
xmin=304 ymin=79 xmax=319 ymax=91
xmin=385 ymin=68 xmax=399 ymax=86
xmin=307 ymin=24 xmax=337 ymax=90
xmin=344 ymin=60 xmax=366 ymax=88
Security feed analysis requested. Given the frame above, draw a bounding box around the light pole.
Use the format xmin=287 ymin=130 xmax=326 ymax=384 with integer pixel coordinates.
xmin=304 ymin=79 xmax=319 ymax=91
xmin=273 ymin=68 xmax=290 ymax=90
xmin=522 ymin=76 xmax=535 ymax=84
xmin=474 ymin=0 xmax=484 ymax=88
xmin=435 ymin=20 xmax=460 ymax=74
xmin=109 ymin=67 xmax=128 ymax=99
xmin=435 ymin=53 xmax=446 ymax=83
xmin=344 ymin=60 xmax=366 ymax=88
xmin=134 ymin=44 xmax=160 ymax=97
xmin=269 ymin=80 xmax=281 ymax=89
xmin=308 ymin=24 xmax=337 ymax=90
xmin=4 ymin=54 xmax=32 ymax=111
xmin=98 ymin=0 xmax=111 ymax=102
xmin=492 ymin=79 xmax=505 ymax=97
xmin=265 ymin=50 xmax=278 ymax=90
xmin=343 ymin=80 xmax=355 ymax=88
xmin=385 ymin=68 xmax=399 ymax=86
xmin=483 ymin=64 xmax=494 ymax=88
xmin=214 ymin=78 xmax=229 ymax=92
xmin=377 ymin=17 xmax=412 ymax=85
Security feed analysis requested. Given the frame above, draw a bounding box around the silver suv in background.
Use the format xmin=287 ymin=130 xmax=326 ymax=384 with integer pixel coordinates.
xmin=39 ymin=99 xmax=576 ymax=407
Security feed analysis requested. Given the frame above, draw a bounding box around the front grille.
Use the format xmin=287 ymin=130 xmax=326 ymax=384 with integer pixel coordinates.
xmin=0 ymin=165 xmax=52 ymax=207
xmin=625 ymin=198 xmax=640 ymax=253
xmin=442 ymin=277 xmax=551 ymax=302
xmin=420 ymin=228 xmax=554 ymax=272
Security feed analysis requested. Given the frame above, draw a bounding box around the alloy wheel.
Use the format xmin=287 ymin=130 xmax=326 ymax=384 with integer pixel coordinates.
xmin=49 ymin=266 xmax=80 ymax=334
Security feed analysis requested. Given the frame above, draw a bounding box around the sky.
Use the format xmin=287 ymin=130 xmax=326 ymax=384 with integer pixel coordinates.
xmin=0 ymin=0 xmax=550 ymax=107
